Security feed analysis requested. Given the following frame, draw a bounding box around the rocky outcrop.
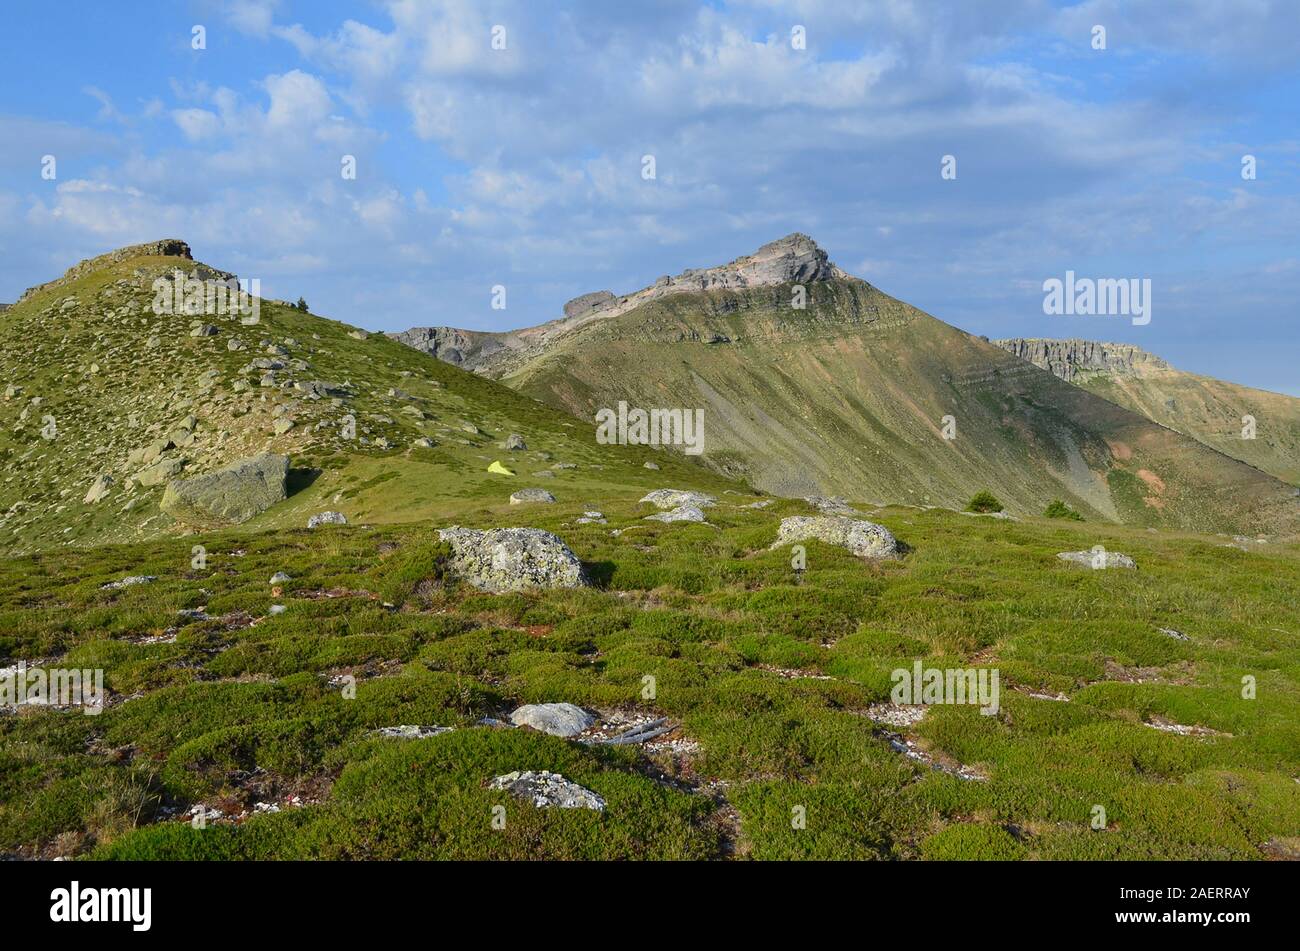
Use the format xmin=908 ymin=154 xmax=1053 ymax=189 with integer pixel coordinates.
xmin=772 ymin=515 xmax=898 ymax=559
xmin=563 ymin=290 xmax=615 ymax=319
xmin=392 ymin=233 xmax=852 ymax=375
xmin=159 ymin=453 xmax=289 ymax=527
xmin=437 ymin=526 xmax=586 ymax=593
xmin=385 ymin=326 xmax=502 ymax=367
xmin=17 ymin=239 xmax=218 ymax=303
xmin=992 ymin=338 xmax=1169 ymax=383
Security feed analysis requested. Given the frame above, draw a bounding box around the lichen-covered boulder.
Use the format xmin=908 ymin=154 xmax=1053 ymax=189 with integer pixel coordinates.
xmin=488 ymin=771 xmax=605 ymax=811
xmin=437 ymin=526 xmax=585 ymax=593
xmin=509 ymin=488 xmax=556 ymax=504
xmin=772 ymin=515 xmax=898 ymax=559
xmin=640 ymin=489 xmax=716 ymax=510
xmin=160 ymin=453 xmax=288 ymax=526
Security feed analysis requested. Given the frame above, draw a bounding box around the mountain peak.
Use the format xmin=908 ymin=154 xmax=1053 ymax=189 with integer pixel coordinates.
xmin=18 ymin=239 xmax=194 ymax=303
xmin=677 ymin=231 xmax=843 ymax=289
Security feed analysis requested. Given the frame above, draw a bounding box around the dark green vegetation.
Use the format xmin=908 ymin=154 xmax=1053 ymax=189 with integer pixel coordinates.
xmin=1044 ymin=499 xmax=1084 ymax=521
xmin=2 ymin=498 xmax=1296 ymax=860
xmin=967 ymin=491 xmax=1004 ymax=514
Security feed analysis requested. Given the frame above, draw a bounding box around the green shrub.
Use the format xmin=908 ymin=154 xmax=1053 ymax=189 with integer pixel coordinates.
xmin=966 ymin=491 xmax=1003 ymax=513
xmin=1043 ymin=499 xmax=1083 ymax=520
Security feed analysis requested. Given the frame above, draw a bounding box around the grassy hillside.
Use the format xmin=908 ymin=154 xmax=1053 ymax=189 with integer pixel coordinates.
xmin=0 ymin=244 xmax=735 ymax=556
xmin=1 ymin=498 xmax=1296 ymax=860
xmin=491 ymin=278 xmax=1299 ymax=536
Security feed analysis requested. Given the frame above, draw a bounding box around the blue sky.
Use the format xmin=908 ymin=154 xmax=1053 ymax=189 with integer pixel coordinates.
xmin=1 ymin=0 xmax=1297 ymax=394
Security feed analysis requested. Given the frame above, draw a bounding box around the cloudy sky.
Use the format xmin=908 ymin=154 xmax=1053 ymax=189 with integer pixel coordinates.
xmin=1 ymin=0 xmax=1297 ymax=393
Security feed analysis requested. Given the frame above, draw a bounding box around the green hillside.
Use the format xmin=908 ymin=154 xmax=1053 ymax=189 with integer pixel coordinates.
xmin=486 ymin=273 xmax=1299 ymax=536
xmin=0 ymin=242 xmax=734 ymax=557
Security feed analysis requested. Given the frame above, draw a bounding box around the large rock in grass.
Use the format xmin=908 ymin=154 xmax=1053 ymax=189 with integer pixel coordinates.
xmin=1057 ymin=549 xmax=1136 ymax=570
xmin=640 ymin=488 xmax=716 ymax=510
xmin=509 ymin=702 xmax=595 ymax=737
xmin=772 ymin=515 xmax=898 ymax=559
xmin=437 ymin=526 xmax=585 ymax=593
xmin=160 ymin=453 xmax=289 ymax=527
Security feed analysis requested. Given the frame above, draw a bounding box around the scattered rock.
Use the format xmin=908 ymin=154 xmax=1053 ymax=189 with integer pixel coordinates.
xmin=159 ymin=453 xmax=289 ymax=527
xmin=504 ymin=433 xmax=527 ymax=451
xmin=437 ymin=526 xmax=586 ymax=593
xmin=371 ymin=725 xmax=454 ymax=740
xmin=83 ymin=474 xmax=113 ymax=505
xmin=135 ymin=457 xmax=186 ymax=488
xmin=645 ymin=504 xmax=707 ymax=523
xmin=269 ymin=571 xmax=291 ymax=585
xmin=643 ymin=461 xmax=660 ymax=470
xmin=1057 ymin=549 xmax=1137 ymax=570
xmin=772 ymin=515 xmax=898 ymax=559
xmin=510 ymin=488 xmax=556 ymax=505
xmin=1158 ymin=627 xmax=1190 ymax=641
xmin=509 ymin=703 xmax=596 ymax=737
xmin=804 ymin=496 xmax=857 ymax=515
xmin=100 ymin=575 xmax=157 ymax=591
xmin=488 ymin=771 xmax=605 ymax=811
xmin=307 ymin=511 xmax=348 ymax=528
xmin=640 ymin=489 xmax=716 ymax=509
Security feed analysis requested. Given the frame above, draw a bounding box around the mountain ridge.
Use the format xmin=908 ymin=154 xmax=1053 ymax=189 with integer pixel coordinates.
xmin=393 ymin=235 xmax=1299 ymax=535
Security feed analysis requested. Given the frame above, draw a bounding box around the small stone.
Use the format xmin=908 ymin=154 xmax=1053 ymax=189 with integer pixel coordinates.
xmin=509 ymin=488 xmax=556 ymax=504
xmin=488 ymin=771 xmax=605 ymax=811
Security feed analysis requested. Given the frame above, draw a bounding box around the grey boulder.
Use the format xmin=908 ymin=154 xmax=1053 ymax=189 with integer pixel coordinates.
xmin=437 ymin=526 xmax=585 ymax=593
xmin=509 ymin=488 xmax=556 ymax=505
xmin=640 ymin=489 xmax=716 ymax=510
xmin=509 ymin=702 xmax=595 ymax=737
xmin=772 ymin=515 xmax=898 ymax=559
xmin=160 ymin=453 xmax=289 ymax=527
